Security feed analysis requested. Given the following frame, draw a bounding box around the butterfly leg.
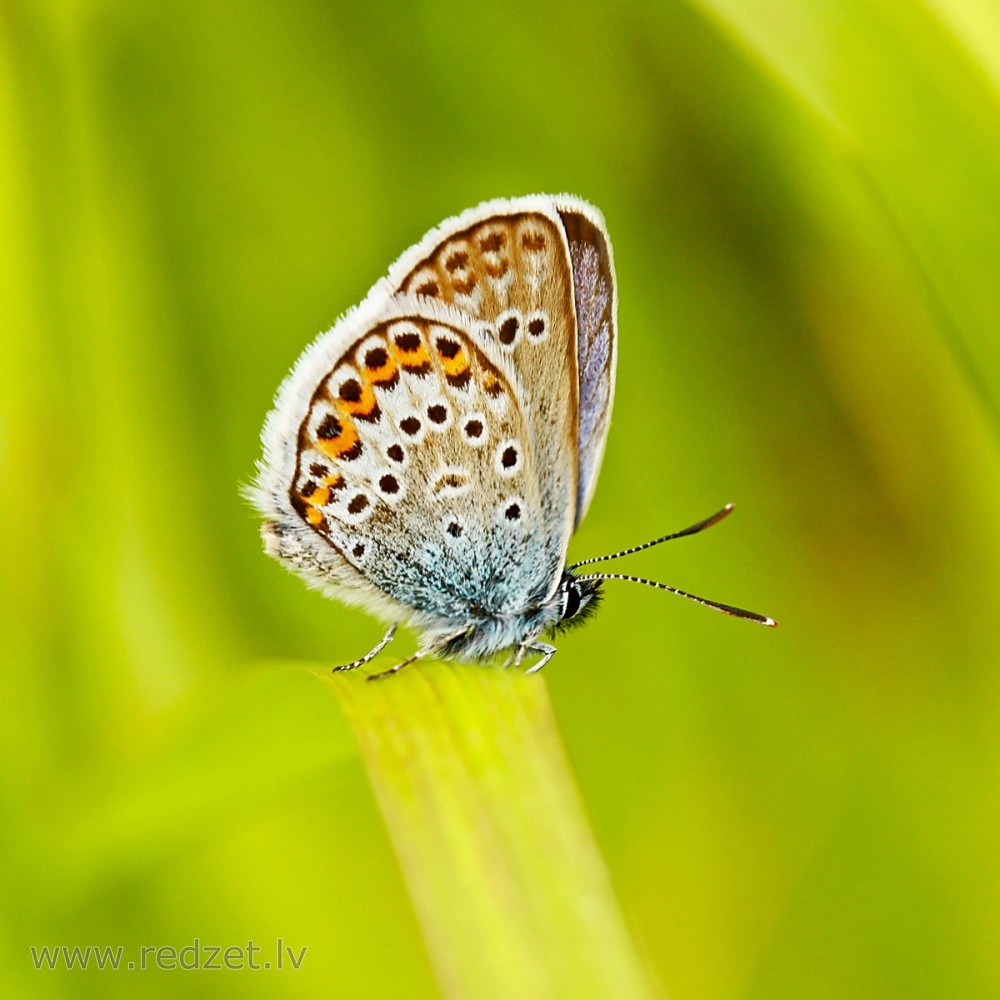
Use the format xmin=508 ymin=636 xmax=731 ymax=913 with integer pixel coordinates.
xmin=366 ymin=626 xmax=471 ymax=682
xmin=331 ymin=624 xmax=398 ymax=673
xmin=366 ymin=649 xmax=423 ymax=682
xmin=505 ymin=643 xmax=529 ymax=670
xmin=523 ymin=641 xmax=558 ymax=675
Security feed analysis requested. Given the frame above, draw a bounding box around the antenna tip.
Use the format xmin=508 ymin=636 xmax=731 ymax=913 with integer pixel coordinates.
xmin=764 ymin=616 xmax=779 ymax=628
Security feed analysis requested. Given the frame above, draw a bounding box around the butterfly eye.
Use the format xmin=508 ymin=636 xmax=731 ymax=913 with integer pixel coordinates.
xmin=563 ymin=585 xmax=582 ymax=620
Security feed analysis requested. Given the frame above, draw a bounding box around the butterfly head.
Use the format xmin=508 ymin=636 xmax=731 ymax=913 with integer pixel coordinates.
xmin=550 ymin=572 xmax=604 ymax=633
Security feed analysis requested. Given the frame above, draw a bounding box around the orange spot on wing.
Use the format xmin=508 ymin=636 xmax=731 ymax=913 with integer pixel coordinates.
xmin=363 ymin=349 xmax=398 ymax=386
xmin=315 ymin=418 xmax=361 ymax=460
xmin=337 ymin=381 xmax=380 ymax=421
xmin=439 ymin=346 xmax=469 ymax=378
xmin=304 ymin=484 xmax=332 ymax=506
xmin=482 ymin=367 xmax=504 ymax=398
xmin=305 ymin=506 xmax=325 ymax=527
xmin=392 ymin=333 xmax=432 ymax=374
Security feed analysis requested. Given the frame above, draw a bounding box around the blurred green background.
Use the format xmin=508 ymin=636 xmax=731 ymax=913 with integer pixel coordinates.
xmin=3 ymin=1 xmax=1000 ymax=997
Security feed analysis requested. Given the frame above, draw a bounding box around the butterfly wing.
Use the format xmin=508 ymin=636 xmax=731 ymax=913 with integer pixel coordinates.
xmin=386 ymin=194 xmax=617 ymax=530
xmin=253 ymin=194 xmax=617 ymax=647
xmin=554 ymin=199 xmax=617 ymax=526
xmin=252 ymin=292 xmax=563 ymax=631
xmin=387 ymin=197 xmax=580 ymax=553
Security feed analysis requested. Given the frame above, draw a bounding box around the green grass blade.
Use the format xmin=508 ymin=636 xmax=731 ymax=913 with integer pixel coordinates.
xmin=313 ymin=663 xmax=661 ymax=1000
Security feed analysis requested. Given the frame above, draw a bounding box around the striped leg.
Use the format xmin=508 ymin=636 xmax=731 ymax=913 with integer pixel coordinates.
xmin=524 ymin=641 xmax=557 ymax=675
xmin=331 ymin=625 xmax=397 ymax=673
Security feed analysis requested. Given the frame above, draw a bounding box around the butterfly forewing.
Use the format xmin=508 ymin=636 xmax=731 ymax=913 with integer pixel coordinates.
xmin=389 ymin=205 xmax=581 ymax=559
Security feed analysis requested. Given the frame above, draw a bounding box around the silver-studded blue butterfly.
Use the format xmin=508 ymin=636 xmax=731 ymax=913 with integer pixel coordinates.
xmin=250 ymin=195 xmax=776 ymax=679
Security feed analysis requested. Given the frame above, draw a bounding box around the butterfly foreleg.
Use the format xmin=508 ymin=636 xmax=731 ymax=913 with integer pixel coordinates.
xmin=522 ymin=640 xmax=558 ymax=675
xmin=331 ymin=624 xmax=398 ymax=673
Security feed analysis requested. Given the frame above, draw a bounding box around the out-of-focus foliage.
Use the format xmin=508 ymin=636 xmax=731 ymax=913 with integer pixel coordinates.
xmin=2 ymin=1 xmax=998 ymax=997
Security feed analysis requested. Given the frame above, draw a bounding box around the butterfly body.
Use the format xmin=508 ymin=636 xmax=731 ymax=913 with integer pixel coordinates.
xmin=252 ymin=195 xmax=616 ymax=668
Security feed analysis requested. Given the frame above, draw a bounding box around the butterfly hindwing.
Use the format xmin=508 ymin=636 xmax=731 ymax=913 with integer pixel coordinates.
xmin=258 ymin=291 xmax=565 ymax=627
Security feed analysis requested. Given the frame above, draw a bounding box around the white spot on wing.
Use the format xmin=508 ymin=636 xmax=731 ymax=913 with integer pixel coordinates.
xmin=425 ymin=397 xmax=453 ymax=431
xmin=497 ymin=496 xmax=525 ymax=527
xmin=373 ymin=469 xmax=406 ymax=505
xmin=494 ymin=439 xmax=522 ymax=477
xmin=339 ymin=490 xmax=375 ymax=525
xmin=525 ymin=310 xmax=549 ymax=344
xmin=460 ymin=412 xmax=488 ymax=448
xmin=496 ymin=309 xmax=522 ymax=351
xmin=396 ymin=411 xmax=427 ymax=444
xmin=431 ymin=465 xmax=471 ymax=499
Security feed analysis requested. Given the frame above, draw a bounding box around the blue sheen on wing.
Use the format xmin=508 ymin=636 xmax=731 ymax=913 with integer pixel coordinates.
xmin=559 ymin=208 xmax=617 ymax=527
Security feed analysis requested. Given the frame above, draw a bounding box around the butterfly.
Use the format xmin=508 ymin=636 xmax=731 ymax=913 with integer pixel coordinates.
xmin=250 ymin=194 xmax=776 ymax=679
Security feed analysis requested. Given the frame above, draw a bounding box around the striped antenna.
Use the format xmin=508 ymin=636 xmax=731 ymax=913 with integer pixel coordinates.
xmin=575 ymin=572 xmax=778 ymax=627
xmin=569 ymin=503 xmax=736 ymax=570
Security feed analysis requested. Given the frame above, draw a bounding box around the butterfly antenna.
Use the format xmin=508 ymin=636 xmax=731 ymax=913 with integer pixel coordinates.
xmin=569 ymin=503 xmax=736 ymax=570
xmin=576 ymin=572 xmax=778 ymax=627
